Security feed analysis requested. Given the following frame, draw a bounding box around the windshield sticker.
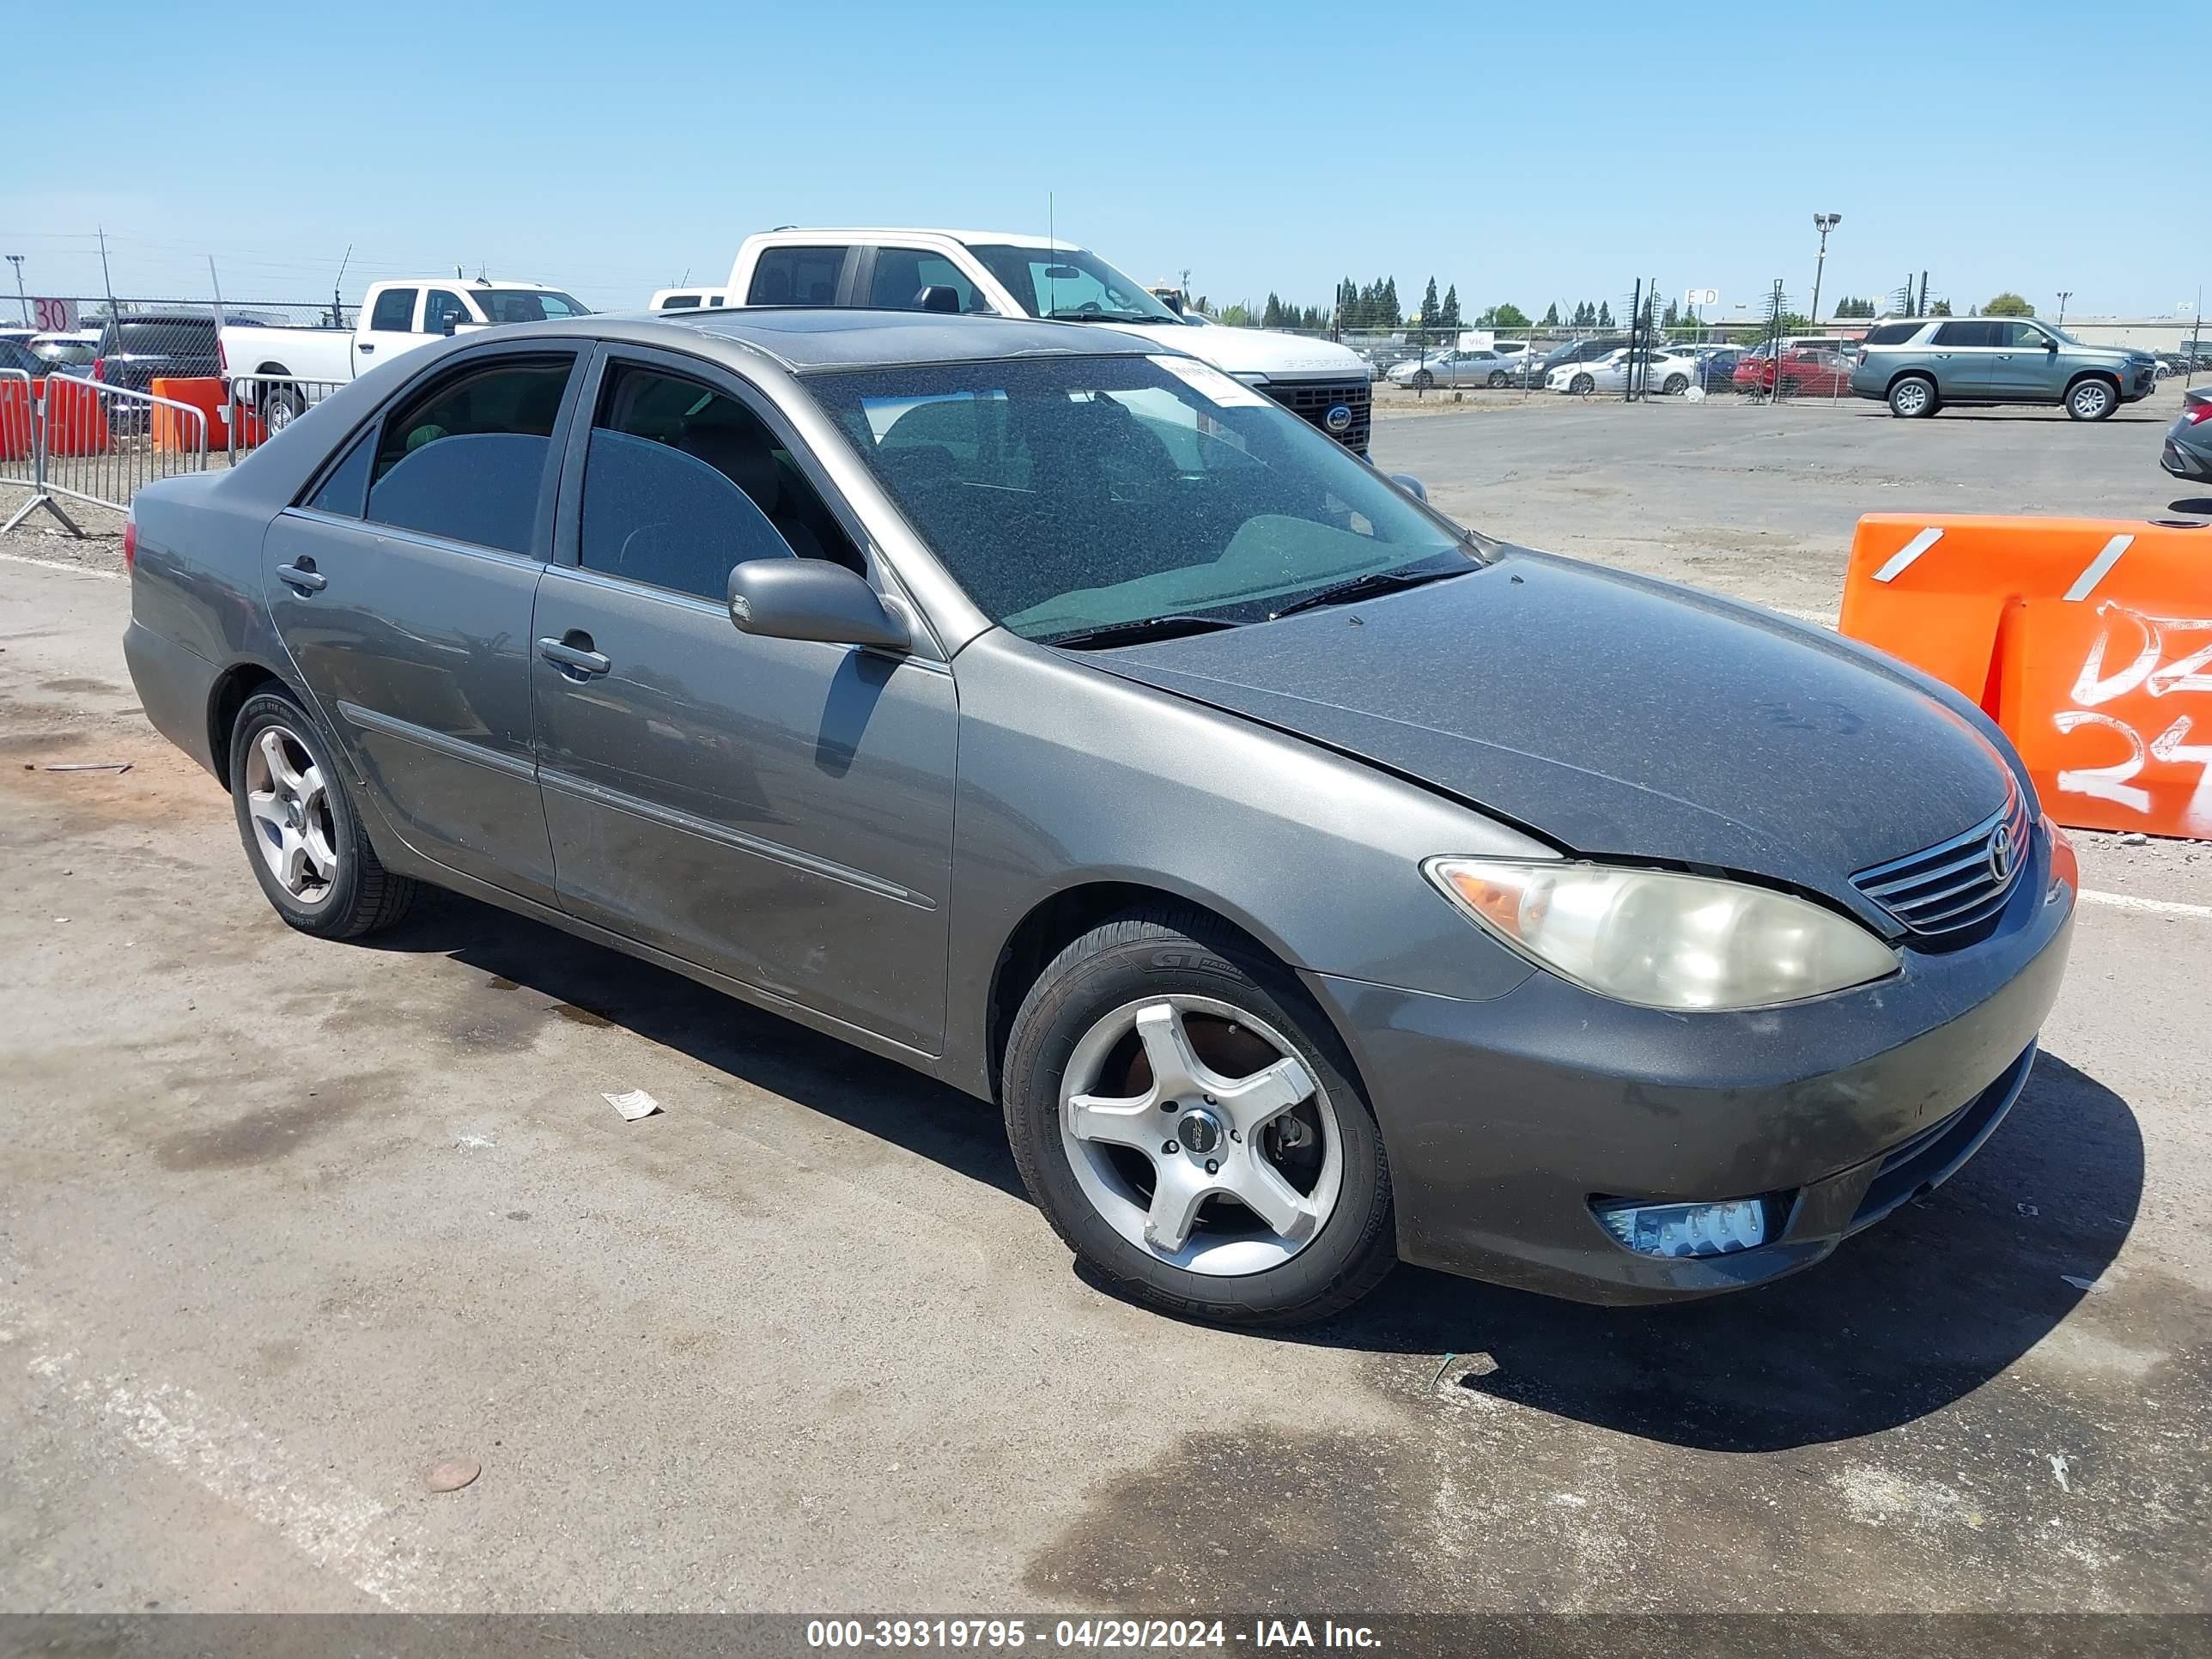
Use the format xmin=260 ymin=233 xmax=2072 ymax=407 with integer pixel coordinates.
xmin=1148 ymin=356 xmax=1271 ymax=409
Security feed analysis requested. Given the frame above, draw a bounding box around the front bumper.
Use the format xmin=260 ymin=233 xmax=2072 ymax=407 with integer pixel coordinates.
xmin=1305 ymin=821 xmax=2077 ymax=1305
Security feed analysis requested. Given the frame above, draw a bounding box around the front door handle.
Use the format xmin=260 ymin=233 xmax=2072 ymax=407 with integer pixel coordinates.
xmin=538 ymin=635 xmax=611 ymax=678
xmin=276 ymin=559 xmax=326 ymax=592
xmin=357 ymin=343 xmax=375 ymax=354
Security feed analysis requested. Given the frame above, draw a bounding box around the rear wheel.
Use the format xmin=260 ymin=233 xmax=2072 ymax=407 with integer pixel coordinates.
xmin=228 ymin=689 xmax=418 ymax=939
xmin=2066 ymin=378 xmax=2117 ymax=422
xmin=1662 ymin=373 xmax=1689 ymax=395
xmin=1002 ymin=909 xmax=1396 ymax=1327
xmin=259 ymin=383 xmax=306 ymax=433
xmin=1888 ymin=375 xmax=1937 ymax=418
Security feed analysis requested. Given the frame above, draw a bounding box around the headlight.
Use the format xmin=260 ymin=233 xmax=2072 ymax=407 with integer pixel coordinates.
xmin=1424 ymin=858 xmax=1899 ymax=1012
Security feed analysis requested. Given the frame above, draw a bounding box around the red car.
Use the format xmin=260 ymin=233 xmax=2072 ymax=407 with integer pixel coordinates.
xmin=1733 ymin=347 xmax=1853 ymax=398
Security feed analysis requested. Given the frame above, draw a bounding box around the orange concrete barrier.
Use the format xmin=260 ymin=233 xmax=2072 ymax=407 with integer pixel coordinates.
xmin=40 ymin=375 xmax=109 ymax=457
xmin=1840 ymin=514 xmax=2212 ymax=839
xmin=149 ymin=376 xmax=225 ymax=453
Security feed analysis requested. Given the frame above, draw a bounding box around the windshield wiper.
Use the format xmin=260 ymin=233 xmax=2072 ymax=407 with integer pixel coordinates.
xmin=1040 ymin=615 xmax=1243 ymax=650
xmin=1044 ymin=309 xmax=1166 ymax=324
xmin=1267 ymin=562 xmax=1468 ymax=621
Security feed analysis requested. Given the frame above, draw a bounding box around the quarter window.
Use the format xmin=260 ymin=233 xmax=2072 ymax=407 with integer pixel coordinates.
xmin=364 ymin=356 xmax=574 ymax=555
xmin=747 ymin=246 xmax=848 ymax=307
xmin=578 ymin=363 xmax=864 ymax=601
xmin=368 ymin=288 xmax=416 ymax=331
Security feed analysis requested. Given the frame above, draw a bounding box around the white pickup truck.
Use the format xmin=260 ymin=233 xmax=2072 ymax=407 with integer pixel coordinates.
xmin=218 ymin=278 xmax=590 ymax=428
xmin=723 ymin=229 xmax=1377 ymax=453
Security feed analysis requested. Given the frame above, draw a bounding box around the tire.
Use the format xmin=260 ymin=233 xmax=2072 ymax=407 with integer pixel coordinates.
xmin=1410 ymin=368 xmax=1433 ymax=391
xmin=260 ymin=384 xmax=306 ymax=433
xmin=1569 ymin=373 xmax=1595 ymax=395
xmin=1001 ymin=908 xmax=1396 ymax=1327
xmin=1486 ymin=370 xmax=1509 ymax=388
xmin=2066 ymin=378 xmax=2117 ymax=422
xmin=228 ymin=688 xmax=419 ymax=939
xmin=1887 ymin=375 xmax=1937 ymax=418
xmin=1662 ymin=374 xmax=1689 ymax=395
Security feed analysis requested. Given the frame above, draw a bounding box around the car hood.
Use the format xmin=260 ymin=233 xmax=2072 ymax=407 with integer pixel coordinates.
xmin=1089 ymin=549 xmax=2014 ymax=932
xmin=1116 ymin=321 xmax=1369 ymax=380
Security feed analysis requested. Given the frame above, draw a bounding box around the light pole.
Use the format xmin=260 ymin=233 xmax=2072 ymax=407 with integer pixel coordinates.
xmin=6 ymin=255 xmax=24 ymax=326
xmin=2057 ymin=290 xmax=2073 ymax=325
xmin=1808 ymin=213 xmax=1841 ymax=328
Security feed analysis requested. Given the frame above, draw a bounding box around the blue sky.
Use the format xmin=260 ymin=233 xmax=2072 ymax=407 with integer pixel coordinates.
xmin=5 ymin=0 xmax=2194 ymax=324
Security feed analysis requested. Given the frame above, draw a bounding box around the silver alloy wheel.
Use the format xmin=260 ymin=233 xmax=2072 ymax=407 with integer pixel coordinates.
xmin=2069 ymin=380 xmax=2112 ymax=419
xmin=1059 ymin=995 xmax=1344 ymax=1277
xmin=1662 ymin=374 xmax=1688 ymax=395
xmin=1571 ymin=374 xmax=1594 ymax=395
xmin=244 ymin=725 xmax=338 ymax=902
xmin=1893 ymin=379 xmax=1932 ymax=416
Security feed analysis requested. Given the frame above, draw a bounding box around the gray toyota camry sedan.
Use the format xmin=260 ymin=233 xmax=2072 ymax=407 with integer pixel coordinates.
xmin=122 ymin=308 xmax=2076 ymax=1325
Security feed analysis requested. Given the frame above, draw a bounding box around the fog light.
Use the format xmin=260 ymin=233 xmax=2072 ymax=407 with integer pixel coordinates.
xmin=1594 ymin=1197 xmax=1775 ymax=1258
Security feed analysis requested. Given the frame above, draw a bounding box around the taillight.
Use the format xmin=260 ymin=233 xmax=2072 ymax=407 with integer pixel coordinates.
xmin=122 ymin=518 xmax=138 ymax=571
xmin=90 ymin=357 xmax=106 ymax=382
xmin=2185 ymin=401 xmax=2212 ymax=426
xmin=216 ymin=337 xmax=228 ymax=373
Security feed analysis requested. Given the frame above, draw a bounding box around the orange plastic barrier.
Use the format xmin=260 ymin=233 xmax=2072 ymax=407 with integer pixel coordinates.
xmin=40 ymin=375 xmax=109 ymax=457
xmin=1840 ymin=514 xmax=2212 ymax=839
xmin=149 ymin=376 xmax=225 ymax=453
xmin=0 ymin=376 xmax=33 ymax=462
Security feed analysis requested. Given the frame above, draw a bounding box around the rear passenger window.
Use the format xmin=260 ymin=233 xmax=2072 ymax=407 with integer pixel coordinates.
xmin=869 ymin=249 xmax=982 ymax=313
xmin=579 ymin=363 xmax=865 ymax=602
xmin=368 ymin=288 xmax=416 ymax=331
xmin=747 ymin=246 xmax=848 ymax=306
xmin=364 ymin=356 xmax=574 ymax=555
xmin=1933 ymin=321 xmax=1999 ymax=348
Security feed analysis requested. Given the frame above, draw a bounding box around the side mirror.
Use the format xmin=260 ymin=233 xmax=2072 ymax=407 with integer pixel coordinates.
xmin=441 ymin=312 xmax=461 ymax=337
xmin=727 ymin=558 xmax=909 ymax=653
xmin=1389 ymin=473 xmax=1428 ymax=501
xmin=914 ymin=285 xmax=961 ymax=314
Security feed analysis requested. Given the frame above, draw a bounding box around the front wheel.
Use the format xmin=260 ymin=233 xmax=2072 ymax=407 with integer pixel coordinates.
xmin=2066 ymin=378 xmax=2117 ymax=422
xmin=1487 ymin=370 xmax=1509 ymax=388
xmin=1569 ymin=373 xmax=1595 ymax=395
xmin=1409 ymin=368 xmax=1433 ymax=390
xmin=229 ymin=689 xmax=419 ymax=939
xmin=1001 ymin=909 xmax=1396 ymax=1327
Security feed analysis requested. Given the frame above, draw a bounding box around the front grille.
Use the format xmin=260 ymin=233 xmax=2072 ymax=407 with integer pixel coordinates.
xmin=1850 ymin=777 xmax=2032 ymax=937
xmin=1264 ymin=379 xmax=1370 ymax=451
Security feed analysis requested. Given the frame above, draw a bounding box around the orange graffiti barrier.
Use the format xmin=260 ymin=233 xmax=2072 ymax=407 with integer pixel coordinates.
xmin=1840 ymin=515 xmax=2212 ymax=840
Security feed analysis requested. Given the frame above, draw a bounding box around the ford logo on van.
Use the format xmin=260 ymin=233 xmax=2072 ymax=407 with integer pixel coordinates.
xmin=1324 ymin=404 xmax=1353 ymax=434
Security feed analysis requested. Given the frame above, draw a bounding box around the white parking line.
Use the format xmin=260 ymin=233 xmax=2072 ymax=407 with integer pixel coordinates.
xmin=2079 ymin=888 xmax=2212 ymax=921
xmin=0 ymin=551 xmax=118 ymax=580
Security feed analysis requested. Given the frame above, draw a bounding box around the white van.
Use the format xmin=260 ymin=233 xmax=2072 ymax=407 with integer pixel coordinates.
xmin=724 ymin=228 xmax=1377 ymax=453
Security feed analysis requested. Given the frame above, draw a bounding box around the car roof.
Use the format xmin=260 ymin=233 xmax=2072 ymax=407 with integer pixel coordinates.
xmin=750 ymin=227 xmax=1077 ymax=251
xmin=653 ymin=306 xmax=1160 ymax=369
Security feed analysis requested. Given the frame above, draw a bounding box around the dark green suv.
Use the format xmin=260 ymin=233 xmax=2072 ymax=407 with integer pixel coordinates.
xmin=1848 ymin=318 xmax=2157 ymax=421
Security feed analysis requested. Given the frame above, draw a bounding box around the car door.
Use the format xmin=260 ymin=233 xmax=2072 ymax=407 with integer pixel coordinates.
xmin=1928 ymin=319 xmax=2002 ymax=398
xmin=862 ymin=246 xmax=989 ymax=313
xmin=263 ymin=342 xmax=585 ymax=903
xmin=529 ymin=345 xmax=957 ymax=1053
xmin=1990 ymin=321 xmax=2062 ymax=401
xmin=353 ymin=286 xmax=419 ymax=373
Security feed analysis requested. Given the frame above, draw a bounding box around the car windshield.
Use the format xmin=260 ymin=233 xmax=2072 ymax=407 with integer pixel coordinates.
xmin=805 ymin=354 xmax=1485 ymax=644
xmin=474 ymin=289 xmax=591 ymax=324
xmin=963 ymin=245 xmax=1185 ymax=325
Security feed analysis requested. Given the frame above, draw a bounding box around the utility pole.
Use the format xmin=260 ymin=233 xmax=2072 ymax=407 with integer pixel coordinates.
xmin=97 ymin=226 xmax=118 ymax=319
xmin=1624 ymin=277 xmax=1641 ymax=402
xmin=2057 ymin=290 xmax=2073 ymax=325
xmin=6 ymin=254 xmax=25 ymax=325
xmin=1808 ymin=213 xmax=1841 ymax=329
xmin=1917 ymin=270 xmax=1929 ymax=320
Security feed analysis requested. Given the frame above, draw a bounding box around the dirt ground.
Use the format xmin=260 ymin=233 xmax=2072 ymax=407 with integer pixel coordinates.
xmin=1 ymin=386 xmax=2206 ymax=1629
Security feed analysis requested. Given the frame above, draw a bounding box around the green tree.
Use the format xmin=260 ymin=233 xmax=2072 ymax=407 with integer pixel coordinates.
xmin=1476 ymin=302 xmax=1532 ymax=329
xmin=1833 ymin=295 xmax=1876 ymax=319
xmin=1984 ymin=292 xmax=2035 ymax=317
xmin=1439 ymin=284 xmax=1462 ymax=329
xmin=1929 ymin=299 xmax=1954 ymax=317
xmin=1662 ymin=299 xmax=1680 ymax=330
xmin=1379 ymin=276 xmax=1401 ymax=327
xmin=1419 ymin=276 xmax=1440 ymax=327
xmin=1261 ymin=293 xmax=1284 ymax=328
xmin=1221 ymin=301 xmax=1252 ymax=326
xmin=1542 ymin=301 xmax=1560 ymax=327
xmin=1597 ymin=301 xmax=1613 ymax=329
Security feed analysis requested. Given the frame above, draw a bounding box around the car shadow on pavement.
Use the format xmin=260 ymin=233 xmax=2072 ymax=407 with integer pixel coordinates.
xmin=1289 ymin=1051 xmax=2142 ymax=1452
xmin=363 ymin=891 xmax=1029 ymax=1200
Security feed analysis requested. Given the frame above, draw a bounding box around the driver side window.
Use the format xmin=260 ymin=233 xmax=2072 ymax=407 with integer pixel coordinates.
xmin=578 ymin=363 xmax=865 ymax=602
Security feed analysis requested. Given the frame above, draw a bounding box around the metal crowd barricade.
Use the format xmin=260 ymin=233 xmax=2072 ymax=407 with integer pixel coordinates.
xmin=0 ymin=374 xmax=210 ymax=534
xmin=222 ymin=372 xmax=347 ymax=464
xmin=0 ymin=368 xmax=38 ymax=517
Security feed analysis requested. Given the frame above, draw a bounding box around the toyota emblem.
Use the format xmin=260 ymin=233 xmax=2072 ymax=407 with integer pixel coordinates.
xmin=1324 ymin=403 xmax=1353 ymax=434
xmin=1988 ymin=823 xmax=2015 ymax=884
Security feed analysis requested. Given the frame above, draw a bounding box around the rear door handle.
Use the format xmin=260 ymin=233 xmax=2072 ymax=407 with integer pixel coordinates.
xmin=276 ymin=560 xmax=326 ymax=592
xmin=538 ymin=635 xmax=611 ymax=678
